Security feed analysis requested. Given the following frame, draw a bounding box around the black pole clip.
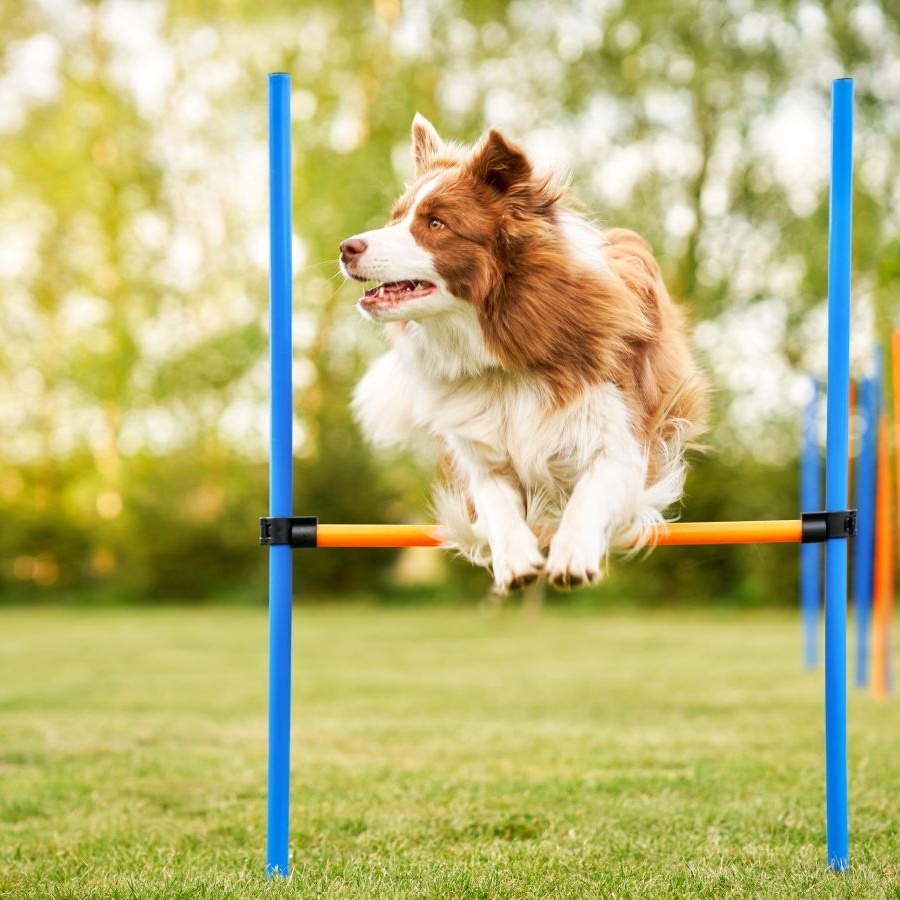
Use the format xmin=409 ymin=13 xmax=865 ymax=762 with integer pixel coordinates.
xmin=800 ymin=510 xmax=857 ymax=544
xmin=259 ymin=516 xmax=318 ymax=548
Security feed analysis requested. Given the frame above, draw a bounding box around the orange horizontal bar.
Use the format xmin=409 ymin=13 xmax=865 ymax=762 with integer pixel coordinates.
xmin=651 ymin=519 xmax=802 ymax=546
xmin=315 ymin=520 xmax=804 ymax=549
xmin=317 ymin=524 xmax=443 ymax=548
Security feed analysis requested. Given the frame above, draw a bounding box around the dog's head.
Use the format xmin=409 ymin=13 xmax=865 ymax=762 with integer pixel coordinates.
xmin=340 ymin=115 xmax=559 ymax=323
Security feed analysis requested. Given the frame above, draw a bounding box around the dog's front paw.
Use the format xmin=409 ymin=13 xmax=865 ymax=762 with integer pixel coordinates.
xmin=491 ymin=529 xmax=545 ymax=595
xmin=546 ymin=532 xmax=604 ymax=590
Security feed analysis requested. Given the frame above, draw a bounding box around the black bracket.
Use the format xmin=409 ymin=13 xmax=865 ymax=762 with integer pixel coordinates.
xmin=801 ymin=510 xmax=857 ymax=544
xmin=259 ymin=516 xmax=318 ymax=548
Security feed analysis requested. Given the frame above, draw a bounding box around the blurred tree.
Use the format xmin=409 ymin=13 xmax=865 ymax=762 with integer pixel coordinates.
xmin=0 ymin=0 xmax=897 ymax=603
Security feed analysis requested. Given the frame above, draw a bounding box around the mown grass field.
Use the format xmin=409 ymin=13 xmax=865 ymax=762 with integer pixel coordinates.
xmin=1 ymin=603 xmax=898 ymax=898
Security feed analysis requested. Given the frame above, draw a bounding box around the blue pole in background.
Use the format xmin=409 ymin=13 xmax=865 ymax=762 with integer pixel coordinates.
xmin=824 ymin=76 xmax=852 ymax=874
xmin=800 ymin=376 xmax=822 ymax=669
xmin=852 ymin=366 xmax=879 ymax=689
xmin=267 ymin=72 xmax=293 ymax=879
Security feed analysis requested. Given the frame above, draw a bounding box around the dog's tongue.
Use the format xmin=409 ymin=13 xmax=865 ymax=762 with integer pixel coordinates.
xmin=363 ymin=281 xmax=418 ymax=297
xmin=360 ymin=281 xmax=439 ymax=308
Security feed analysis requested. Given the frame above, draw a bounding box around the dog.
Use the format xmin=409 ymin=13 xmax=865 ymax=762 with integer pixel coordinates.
xmin=340 ymin=115 xmax=708 ymax=593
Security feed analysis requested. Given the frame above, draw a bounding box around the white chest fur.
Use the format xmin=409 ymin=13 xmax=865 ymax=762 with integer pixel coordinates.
xmin=353 ymin=327 xmax=685 ymax=577
xmin=354 ymin=334 xmax=644 ymax=498
xmin=429 ymin=373 xmax=641 ymax=490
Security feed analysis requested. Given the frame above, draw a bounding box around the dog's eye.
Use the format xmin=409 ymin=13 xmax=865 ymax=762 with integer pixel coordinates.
xmin=429 ymin=218 xmax=445 ymax=231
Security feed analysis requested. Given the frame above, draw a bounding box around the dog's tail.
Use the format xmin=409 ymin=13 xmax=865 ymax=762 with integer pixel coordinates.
xmin=614 ymin=372 xmax=709 ymax=552
xmin=612 ymin=433 xmax=688 ymax=553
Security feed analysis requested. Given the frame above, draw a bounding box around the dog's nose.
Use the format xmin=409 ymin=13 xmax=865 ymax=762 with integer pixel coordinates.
xmin=340 ymin=237 xmax=367 ymax=263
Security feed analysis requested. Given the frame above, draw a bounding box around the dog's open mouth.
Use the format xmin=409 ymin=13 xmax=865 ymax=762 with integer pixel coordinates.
xmin=359 ymin=280 xmax=437 ymax=311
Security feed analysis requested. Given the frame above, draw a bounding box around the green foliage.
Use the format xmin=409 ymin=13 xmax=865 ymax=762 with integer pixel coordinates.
xmin=1 ymin=1 xmax=898 ymax=603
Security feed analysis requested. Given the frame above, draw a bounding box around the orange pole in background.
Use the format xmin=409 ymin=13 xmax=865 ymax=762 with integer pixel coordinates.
xmin=894 ymin=331 xmax=900 ymax=547
xmin=316 ymin=519 xmax=806 ymax=548
xmin=886 ymin=326 xmax=900 ymax=699
xmin=872 ymin=408 xmax=893 ymax=701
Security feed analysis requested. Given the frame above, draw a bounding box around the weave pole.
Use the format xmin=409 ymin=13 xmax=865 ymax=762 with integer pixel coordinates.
xmin=824 ymin=76 xmax=853 ymax=873
xmin=800 ymin=377 xmax=822 ymax=669
xmin=266 ymin=72 xmax=293 ymax=880
xmin=852 ymin=372 xmax=878 ymax=687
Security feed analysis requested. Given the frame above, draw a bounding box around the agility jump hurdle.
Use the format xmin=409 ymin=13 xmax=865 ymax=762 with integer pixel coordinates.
xmin=260 ymin=73 xmax=855 ymax=877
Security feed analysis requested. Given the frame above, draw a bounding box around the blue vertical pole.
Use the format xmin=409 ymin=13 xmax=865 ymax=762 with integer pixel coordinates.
xmin=852 ymin=369 xmax=879 ymax=688
xmin=824 ymin=77 xmax=852 ymax=874
xmin=267 ymin=72 xmax=293 ymax=879
xmin=800 ymin=376 xmax=822 ymax=669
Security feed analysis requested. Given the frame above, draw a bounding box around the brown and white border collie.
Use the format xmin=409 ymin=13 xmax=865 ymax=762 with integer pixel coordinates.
xmin=340 ymin=115 xmax=708 ymax=593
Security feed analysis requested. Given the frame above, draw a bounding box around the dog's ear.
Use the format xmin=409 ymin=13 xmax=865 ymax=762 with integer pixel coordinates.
xmin=412 ymin=113 xmax=443 ymax=175
xmin=468 ymin=129 xmax=532 ymax=196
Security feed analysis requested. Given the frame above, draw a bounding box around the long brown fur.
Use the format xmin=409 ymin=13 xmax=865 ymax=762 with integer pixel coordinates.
xmin=394 ymin=126 xmax=708 ymax=480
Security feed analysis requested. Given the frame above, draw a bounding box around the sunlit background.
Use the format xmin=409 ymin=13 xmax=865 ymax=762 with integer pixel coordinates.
xmin=2 ymin=0 xmax=898 ymax=604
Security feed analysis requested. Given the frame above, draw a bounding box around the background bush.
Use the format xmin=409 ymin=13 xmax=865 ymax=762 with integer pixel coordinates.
xmin=1 ymin=0 xmax=897 ymax=604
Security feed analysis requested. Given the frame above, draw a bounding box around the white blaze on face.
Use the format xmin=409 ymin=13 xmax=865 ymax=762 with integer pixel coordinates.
xmin=341 ymin=176 xmax=461 ymax=322
xmin=356 ymin=175 xmax=442 ymax=278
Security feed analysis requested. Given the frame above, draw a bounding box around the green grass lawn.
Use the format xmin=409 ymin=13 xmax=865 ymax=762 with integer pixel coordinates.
xmin=0 ymin=603 xmax=898 ymax=899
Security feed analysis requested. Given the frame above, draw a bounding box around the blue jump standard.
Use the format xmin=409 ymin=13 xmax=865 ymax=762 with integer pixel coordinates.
xmin=824 ymin=76 xmax=853 ymax=873
xmin=266 ymin=72 xmax=293 ymax=880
